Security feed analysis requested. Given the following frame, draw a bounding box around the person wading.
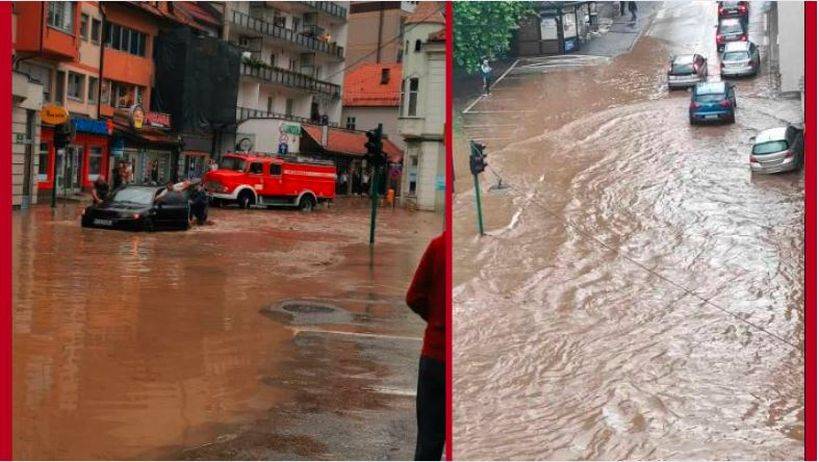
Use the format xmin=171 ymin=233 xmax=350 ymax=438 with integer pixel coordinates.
xmin=406 ymin=233 xmax=446 ymax=460
xmin=91 ymin=176 xmax=109 ymax=204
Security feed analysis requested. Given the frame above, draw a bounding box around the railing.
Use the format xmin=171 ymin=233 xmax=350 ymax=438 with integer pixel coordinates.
xmin=236 ymin=107 xmax=340 ymax=128
xmin=240 ymin=63 xmax=341 ymax=99
xmin=231 ymin=10 xmax=344 ymax=59
xmin=300 ymin=1 xmax=348 ymax=19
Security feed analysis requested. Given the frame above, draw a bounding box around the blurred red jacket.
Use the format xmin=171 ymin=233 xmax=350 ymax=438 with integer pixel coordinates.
xmin=406 ymin=233 xmax=446 ymax=363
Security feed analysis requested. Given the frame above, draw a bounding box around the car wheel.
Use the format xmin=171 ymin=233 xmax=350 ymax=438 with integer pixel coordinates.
xmin=238 ymin=190 xmax=254 ymax=209
xmin=299 ymin=195 xmax=316 ymax=212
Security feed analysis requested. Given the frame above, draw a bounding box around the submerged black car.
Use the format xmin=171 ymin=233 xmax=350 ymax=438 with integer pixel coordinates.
xmin=81 ymin=185 xmax=191 ymax=231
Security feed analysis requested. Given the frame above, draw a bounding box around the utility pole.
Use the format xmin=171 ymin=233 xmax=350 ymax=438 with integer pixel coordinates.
xmin=365 ymin=124 xmax=385 ymax=245
xmin=469 ymin=140 xmax=488 ymax=236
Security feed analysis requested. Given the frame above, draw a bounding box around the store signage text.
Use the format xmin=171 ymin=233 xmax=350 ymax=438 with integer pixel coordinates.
xmin=40 ymin=104 xmax=70 ymax=125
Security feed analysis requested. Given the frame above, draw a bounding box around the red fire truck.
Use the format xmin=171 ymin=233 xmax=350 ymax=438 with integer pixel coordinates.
xmin=203 ymin=152 xmax=336 ymax=211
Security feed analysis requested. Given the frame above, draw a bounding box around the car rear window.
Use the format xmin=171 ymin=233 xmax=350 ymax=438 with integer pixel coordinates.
xmin=695 ymin=94 xmax=726 ymax=103
xmin=752 ymin=140 xmax=789 ymax=155
xmin=112 ymin=188 xmax=155 ymax=205
xmin=671 ymin=62 xmax=695 ymax=74
xmin=722 ymin=1 xmax=739 ymax=8
xmin=723 ymin=51 xmax=749 ymax=60
xmin=719 ymin=21 xmax=743 ymax=34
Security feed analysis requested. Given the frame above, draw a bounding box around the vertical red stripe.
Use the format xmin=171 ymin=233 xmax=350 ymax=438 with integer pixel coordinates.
xmin=1 ymin=2 xmax=13 ymax=460
xmin=805 ymin=2 xmax=817 ymax=461
xmin=444 ymin=2 xmax=453 ymax=460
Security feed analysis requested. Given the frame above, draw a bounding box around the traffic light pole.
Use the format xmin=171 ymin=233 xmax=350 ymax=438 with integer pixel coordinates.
xmin=367 ymin=123 xmax=383 ymax=246
xmin=369 ymin=166 xmax=379 ymax=245
xmin=473 ymin=172 xmax=484 ymax=236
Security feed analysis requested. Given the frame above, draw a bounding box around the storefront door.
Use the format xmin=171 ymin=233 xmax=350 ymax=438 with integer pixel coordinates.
xmin=62 ymin=145 xmax=83 ymax=196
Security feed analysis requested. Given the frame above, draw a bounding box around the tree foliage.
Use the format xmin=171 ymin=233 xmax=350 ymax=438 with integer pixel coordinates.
xmin=453 ymin=1 xmax=535 ymax=74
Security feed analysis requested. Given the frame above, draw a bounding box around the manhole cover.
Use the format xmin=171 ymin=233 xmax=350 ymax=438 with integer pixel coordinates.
xmin=281 ymin=303 xmax=336 ymax=314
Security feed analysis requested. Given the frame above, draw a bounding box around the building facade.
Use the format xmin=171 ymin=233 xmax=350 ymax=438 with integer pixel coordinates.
xmin=12 ymin=72 xmax=44 ymax=208
xmin=346 ymin=1 xmax=417 ymax=66
xmin=342 ymin=63 xmax=405 ymax=151
xmin=768 ymin=2 xmax=804 ymax=101
xmin=223 ymin=1 xmax=349 ymax=155
xmin=398 ymin=2 xmax=445 ymax=212
xmin=514 ymin=1 xmax=598 ymax=56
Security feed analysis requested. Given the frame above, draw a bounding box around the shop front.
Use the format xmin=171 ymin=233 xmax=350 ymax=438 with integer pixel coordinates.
xmin=514 ymin=1 xmax=596 ymax=56
xmin=37 ymin=116 xmax=110 ymax=198
xmin=110 ymin=106 xmax=180 ymax=186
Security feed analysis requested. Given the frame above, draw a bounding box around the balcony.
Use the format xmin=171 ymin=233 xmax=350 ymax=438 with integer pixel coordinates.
xmin=240 ymin=63 xmax=341 ymax=99
xmin=236 ymin=106 xmax=339 ymax=128
xmin=300 ymin=1 xmax=348 ymax=20
xmin=230 ymin=10 xmax=344 ymax=60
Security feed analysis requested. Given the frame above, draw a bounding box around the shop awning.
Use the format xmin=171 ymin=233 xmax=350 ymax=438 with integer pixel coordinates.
xmin=111 ymin=118 xmax=180 ymax=147
xmin=302 ymin=125 xmax=404 ymax=163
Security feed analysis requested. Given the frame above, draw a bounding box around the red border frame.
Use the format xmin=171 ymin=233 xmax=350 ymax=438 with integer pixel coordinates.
xmin=445 ymin=2 xmax=454 ymax=460
xmin=2 ymin=3 xmax=12 ymax=460
xmin=805 ymin=2 xmax=816 ymax=461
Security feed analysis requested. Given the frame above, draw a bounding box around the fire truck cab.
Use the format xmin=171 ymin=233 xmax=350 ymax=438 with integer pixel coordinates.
xmin=203 ymin=152 xmax=336 ymax=211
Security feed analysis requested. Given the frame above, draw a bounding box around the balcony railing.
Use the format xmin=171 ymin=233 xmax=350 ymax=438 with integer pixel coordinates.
xmin=240 ymin=63 xmax=341 ymax=99
xmin=231 ymin=10 xmax=344 ymax=59
xmin=300 ymin=1 xmax=348 ymax=19
xmin=236 ymin=106 xmax=340 ymax=128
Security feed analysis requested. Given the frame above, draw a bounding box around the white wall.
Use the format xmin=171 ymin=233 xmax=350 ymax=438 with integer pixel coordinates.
xmin=236 ymin=118 xmax=302 ymax=154
xmin=777 ymin=2 xmax=804 ymax=94
xmin=341 ymin=106 xmax=405 ymax=150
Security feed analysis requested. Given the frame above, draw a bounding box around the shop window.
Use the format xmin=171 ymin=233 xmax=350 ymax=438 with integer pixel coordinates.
xmin=38 ymin=143 xmax=49 ymax=180
xmin=88 ymin=77 xmax=98 ymax=103
xmin=80 ymin=13 xmax=89 ymax=40
xmin=249 ymin=162 xmax=264 ymax=174
xmin=47 ymin=2 xmax=75 ymax=34
xmin=346 ymin=117 xmax=356 ymax=130
xmin=91 ymin=18 xmax=101 ymax=43
xmin=67 ymin=72 xmax=85 ymax=101
xmin=407 ymin=78 xmax=419 ymax=116
xmin=88 ymin=147 xmax=102 ymax=179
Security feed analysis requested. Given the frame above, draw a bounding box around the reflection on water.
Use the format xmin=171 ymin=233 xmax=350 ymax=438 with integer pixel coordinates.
xmin=454 ymin=2 xmax=803 ymax=459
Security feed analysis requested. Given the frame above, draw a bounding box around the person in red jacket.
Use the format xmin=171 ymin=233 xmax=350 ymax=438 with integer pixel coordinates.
xmin=406 ymin=232 xmax=446 ymax=460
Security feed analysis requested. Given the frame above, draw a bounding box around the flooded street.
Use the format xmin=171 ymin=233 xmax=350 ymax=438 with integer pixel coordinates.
xmin=454 ymin=2 xmax=804 ymax=460
xmin=13 ymin=200 xmax=441 ymax=460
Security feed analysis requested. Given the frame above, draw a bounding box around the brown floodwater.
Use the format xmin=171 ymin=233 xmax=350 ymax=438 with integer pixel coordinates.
xmin=454 ymin=2 xmax=804 ymax=459
xmin=13 ymin=199 xmax=442 ymax=460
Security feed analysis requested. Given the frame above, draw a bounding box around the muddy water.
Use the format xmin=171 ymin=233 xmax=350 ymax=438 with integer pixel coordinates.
xmin=454 ymin=2 xmax=803 ymax=459
xmin=13 ymin=200 xmax=441 ymax=460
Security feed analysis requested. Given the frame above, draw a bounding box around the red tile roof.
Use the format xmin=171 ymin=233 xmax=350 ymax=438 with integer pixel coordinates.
xmin=303 ymin=125 xmax=403 ymax=162
xmin=176 ymin=2 xmax=222 ymax=27
xmin=343 ymin=63 xmax=402 ymax=107
xmin=406 ymin=1 xmax=445 ymax=25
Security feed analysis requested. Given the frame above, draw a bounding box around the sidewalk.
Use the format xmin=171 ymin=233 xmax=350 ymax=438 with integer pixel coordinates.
xmin=583 ymin=2 xmax=662 ymax=58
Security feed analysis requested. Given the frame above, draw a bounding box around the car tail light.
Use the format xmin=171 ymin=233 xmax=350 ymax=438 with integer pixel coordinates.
xmin=721 ymin=62 xmax=725 ymax=68
xmin=741 ymin=34 xmax=747 ymax=41
xmin=720 ymin=99 xmax=732 ymax=108
xmin=784 ymin=150 xmax=793 ymax=158
xmin=690 ymin=101 xmax=701 ymax=109
xmin=719 ymin=6 xmax=725 ymax=14
xmin=739 ymin=4 xmax=746 ymax=12
xmin=749 ymin=155 xmax=757 ymax=163
xmin=133 ymin=213 xmax=141 ymax=219
xmin=717 ymin=34 xmax=725 ymax=43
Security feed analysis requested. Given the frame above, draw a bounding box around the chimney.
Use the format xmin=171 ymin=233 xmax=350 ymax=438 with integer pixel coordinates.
xmin=321 ymin=124 xmax=329 ymax=147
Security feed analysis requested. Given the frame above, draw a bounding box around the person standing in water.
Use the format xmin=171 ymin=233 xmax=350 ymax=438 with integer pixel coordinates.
xmin=480 ymin=58 xmax=493 ymax=96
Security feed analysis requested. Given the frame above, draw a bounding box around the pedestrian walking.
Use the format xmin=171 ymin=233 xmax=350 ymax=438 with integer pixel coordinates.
xmin=361 ymin=170 xmax=371 ymax=195
xmin=619 ymin=1 xmax=626 ymax=16
xmin=406 ymin=233 xmax=445 ymax=461
xmin=91 ymin=176 xmax=109 ymax=204
xmin=338 ymin=171 xmax=349 ymax=194
xmin=480 ymin=58 xmax=493 ymax=96
xmin=628 ymin=1 xmax=637 ymax=21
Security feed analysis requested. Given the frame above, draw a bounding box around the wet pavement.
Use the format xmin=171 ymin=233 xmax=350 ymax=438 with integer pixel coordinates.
xmin=454 ymin=1 xmax=803 ymax=460
xmin=13 ymin=198 xmax=442 ymax=460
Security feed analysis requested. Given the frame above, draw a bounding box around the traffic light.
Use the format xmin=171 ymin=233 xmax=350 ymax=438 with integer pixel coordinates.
xmin=53 ymin=121 xmax=75 ymax=149
xmin=364 ymin=124 xmax=385 ymax=166
xmin=469 ymin=140 xmax=487 ymax=175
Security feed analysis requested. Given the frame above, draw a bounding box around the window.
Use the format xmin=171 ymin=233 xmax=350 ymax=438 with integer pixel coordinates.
xmin=414 ymin=39 xmax=421 ymax=52
xmin=292 ymin=17 xmax=301 ymax=32
xmin=346 ymin=117 xmax=356 ymax=130
xmin=67 ymin=72 xmax=85 ymax=101
xmin=80 ymin=14 xmax=89 ymax=40
xmin=88 ymin=147 xmax=102 ymax=179
xmin=105 ymin=22 xmax=147 ymax=56
xmin=269 ymin=164 xmax=282 ymax=176
xmin=267 ymin=96 xmax=273 ymax=114
xmin=55 ymin=71 xmax=66 ymax=104
xmin=407 ymin=78 xmax=419 ymax=116
xmin=285 ymin=98 xmax=294 ymax=116
xmin=47 ymin=2 xmax=75 ymax=34
xmin=249 ymin=162 xmax=264 ymax=174
xmin=88 ymin=77 xmax=98 ymax=103
xmin=38 ymin=143 xmax=49 ymax=179
xmin=111 ymin=81 xmax=138 ymax=108
xmin=91 ymin=18 xmax=101 ymax=42
xmin=100 ymin=79 xmax=111 ymax=105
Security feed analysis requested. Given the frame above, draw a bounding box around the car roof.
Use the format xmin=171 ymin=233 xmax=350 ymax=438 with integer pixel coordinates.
xmin=694 ymin=81 xmax=727 ymax=94
xmin=672 ymin=55 xmax=695 ymax=64
xmin=755 ymin=127 xmax=789 ymax=143
xmin=723 ymin=41 xmax=751 ymax=52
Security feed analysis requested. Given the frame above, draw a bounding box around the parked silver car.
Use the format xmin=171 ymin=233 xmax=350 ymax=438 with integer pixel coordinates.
xmin=667 ymin=54 xmax=708 ymax=89
xmin=720 ymin=41 xmax=760 ymax=77
xmin=750 ymin=125 xmax=804 ymax=174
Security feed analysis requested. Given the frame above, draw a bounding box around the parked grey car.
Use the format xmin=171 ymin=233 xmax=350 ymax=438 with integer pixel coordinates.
xmin=667 ymin=54 xmax=708 ymax=89
xmin=716 ymin=17 xmax=747 ymax=52
xmin=720 ymin=41 xmax=760 ymax=77
xmin=750 ymin=125 xmax=804 ymax=174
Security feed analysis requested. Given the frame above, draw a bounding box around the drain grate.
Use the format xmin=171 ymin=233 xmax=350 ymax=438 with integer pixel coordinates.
xmin=281 ymin=303 xmax=336 ymax=314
